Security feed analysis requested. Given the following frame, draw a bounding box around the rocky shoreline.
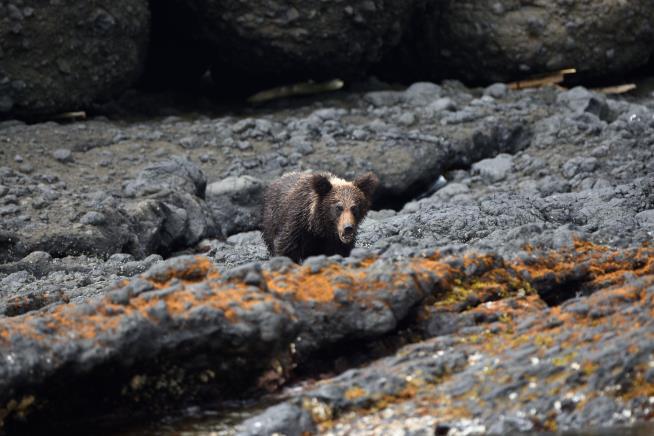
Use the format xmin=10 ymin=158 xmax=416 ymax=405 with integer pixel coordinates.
xmin=1 ymin=80 xmax=654 ymax=434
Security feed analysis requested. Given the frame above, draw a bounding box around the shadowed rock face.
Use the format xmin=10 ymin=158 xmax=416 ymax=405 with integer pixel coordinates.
xmin=0 ymin=1 xmax=150 ymax=116
xmin=381 ymin=0 xmax=654 ymax=84
xmin=169 ymin=0 xmax=421 ymax=88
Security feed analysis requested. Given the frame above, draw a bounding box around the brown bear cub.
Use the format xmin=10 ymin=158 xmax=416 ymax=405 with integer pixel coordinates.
xmin=262 ymin=171 xmax=379 ymax=263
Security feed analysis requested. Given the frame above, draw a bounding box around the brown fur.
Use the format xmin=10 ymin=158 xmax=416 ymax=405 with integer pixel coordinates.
xmin=262 ymin=171 xmax=379 ymax=263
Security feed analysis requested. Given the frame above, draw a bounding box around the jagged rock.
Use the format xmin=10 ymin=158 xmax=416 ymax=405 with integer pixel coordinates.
xmin=471 ymin=153 xmax=513 ymax=183
xmin=205 ymin=175 xmax=265 ymax=237
xmin=0 ymin=1 xmax=150 ymax=115
xmin=124 ymin=156 xmax=207 ymax=199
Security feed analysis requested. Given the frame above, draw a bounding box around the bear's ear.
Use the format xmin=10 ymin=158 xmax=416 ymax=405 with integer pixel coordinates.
xmin=311 ymin=173 xmax=332 ymax=196
xmin=354 ymin=172 xmax=379 ymax=200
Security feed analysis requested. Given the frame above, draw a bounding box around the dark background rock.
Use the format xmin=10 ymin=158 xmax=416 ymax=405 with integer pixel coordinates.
xmin=3 ymin=1 xmax=654 ymax=115
xmin=169 ymin=0 xmax=421 ymax=92
xmin=0 ymin=1 xmax=150 ymax=115
xmin=380 ymin=0 xmax=654 ymax=84
xmin=139 ymin=0 xmax=210 ymax=90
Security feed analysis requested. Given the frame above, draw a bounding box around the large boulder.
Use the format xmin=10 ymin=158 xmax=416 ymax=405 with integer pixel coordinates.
xmin=170 ymin=0 xmax=420 ymax=87
xmin=0 ymin=1 xmax=150 ymax=116
xmin=382 ymin=0 xmax=654 ymax=83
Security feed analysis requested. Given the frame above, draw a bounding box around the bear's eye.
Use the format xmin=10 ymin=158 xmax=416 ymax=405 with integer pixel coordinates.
xmin=351 ymin=206 xmax=359 ymax=216
xmin=336 ymin=204 xmax=344 ymax=212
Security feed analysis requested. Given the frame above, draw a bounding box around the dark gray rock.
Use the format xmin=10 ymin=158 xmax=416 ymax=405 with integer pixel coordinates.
xmin=471 ymin=153 xmax=513 ymax=183
xmin=557 ymin=87 xmax=611 ymax=121
xmin=205 ymin=175 xmax=265 ymax=237
xmin=386 ymin=1 xmax=654 ymax=83
xmin=0 ymin=1 xmax=150 ymax=115
xmin=239 ymin=403 xmax=315 ymax=436
xmin=172 ymin=0 xmax=420 ymax=85
xmin=124 ymin=156 xmax=207 ymax=198
xmin=52 ymin=148 xmax=73 ymax=163
xmin=80 ymin=211 xmax=106 ymax=226
xmin=2 ymin=80 xmax=654 ymax=435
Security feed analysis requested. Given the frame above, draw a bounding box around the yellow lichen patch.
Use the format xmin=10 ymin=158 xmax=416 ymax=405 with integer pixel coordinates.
xmin=303 ymin=397 xmax=334 ymax=423
xmin=551 ymin=353 xmax=577 ymax=367
xmin=0 ymin=257 xmax=274 ymax=347
xmin=534 ymin=334 xmax=554 ymax=348
xmin=376 ymin=382 xmax=420 ymax=410
xmin=408 ymin=257 xmax=457 ymax=289
xmin=573 ymin=240 xmax=610 ymax=253
xmin=131 ymin=281 xmax=277 ymax=323
xmin=621 ymin=364 xmax=654 ymax=401
xmin=581 ymin=361 xmax=599 ymax=376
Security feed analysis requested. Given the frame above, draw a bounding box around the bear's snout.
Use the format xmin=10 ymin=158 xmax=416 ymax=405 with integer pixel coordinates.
xmin=337 ymin=212 xmax=357 ymax=243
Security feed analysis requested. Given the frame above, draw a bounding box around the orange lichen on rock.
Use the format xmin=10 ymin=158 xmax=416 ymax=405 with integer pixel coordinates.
xmin=344 ymin=386 xmax=367 ymax=400
xmin=407 ymin=257 xmax=458 ymax=292
xmin=265 ymin=264 xmax=338 ymax=303
xmin=264 ymin=261 xmax=393 ymax=303
xmin=147 ymin=256 xmax=219 ymax=288
xmin=0 ymin=256 xmax=261 ymax=345
xmin=47 ymin=308 xmax=124 ymax=340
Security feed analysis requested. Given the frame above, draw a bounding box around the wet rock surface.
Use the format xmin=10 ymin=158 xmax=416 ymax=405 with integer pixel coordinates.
xmin=1 ymin=81 xmax=654 ymax=434
xmin=0 ymin=1 xmax=150 ymax=115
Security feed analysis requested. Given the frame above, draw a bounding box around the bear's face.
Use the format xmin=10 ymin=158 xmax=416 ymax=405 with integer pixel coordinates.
xmin=311 ymin=172 xmax=379 ymax=244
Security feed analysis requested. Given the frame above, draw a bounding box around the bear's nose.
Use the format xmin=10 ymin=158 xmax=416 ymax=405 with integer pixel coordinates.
xmin=343 ymin=224 xmax=354 ymax=235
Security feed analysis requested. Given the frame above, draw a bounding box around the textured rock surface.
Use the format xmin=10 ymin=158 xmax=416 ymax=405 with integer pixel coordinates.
xmin=0 ymin=80 xmax=540 ymax=262
xmin=206 ymin=175 xmax=265 ymax=237
xmin=0 ymin=1 xmax=150 ymax=115
xmin=1 ymin=243 xmax=653 ymax=433
xmin=383 ymin=0 xmax=654 ymax=83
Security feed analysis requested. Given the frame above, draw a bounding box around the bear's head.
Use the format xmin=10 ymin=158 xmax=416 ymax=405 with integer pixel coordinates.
xmin=310 ymin=172 xmax=379 ymax=244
